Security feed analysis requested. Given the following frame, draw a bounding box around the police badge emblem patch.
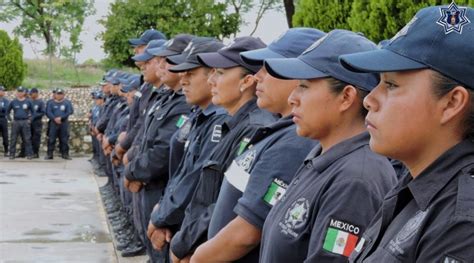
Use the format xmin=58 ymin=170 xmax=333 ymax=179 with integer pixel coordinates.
xmin=278 ymin=198 xmax=309 ymax=238
xmin=60 ymin=105 xmax=66 ymax=111
xmin=22 ymin=103 xmax=28 ymax=110
xmin=437 ymin=2 xmax=471 ymax=34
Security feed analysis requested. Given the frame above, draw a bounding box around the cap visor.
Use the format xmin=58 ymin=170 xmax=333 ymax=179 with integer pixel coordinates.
xmin=128 ymin=38 xmax=146 ymax=47
xmin=240 ymin=48 xmax=284 ymax=65
xmin=169 ymin=62 xmax=201 ymax=73
xmin=197 ymin=53 xmax=238 ymax=68
xmin=264 ymin=58 xmax=328 ymax=80
xmin=132 ymin=52 xmax=153 ymax=62
xmin=166 ymin=54 xmax=186 ymax=65
xmin=149 ymin=48 xmax=179 ymax=57
xmin=339 ymin=49 xmax=427 ymax=73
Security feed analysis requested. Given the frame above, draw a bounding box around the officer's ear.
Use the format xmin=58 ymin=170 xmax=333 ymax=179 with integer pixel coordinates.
xmin=337 ymin=85 xmax=360 ymax=114
xmin=239 ymin=74 xmax=257 ymax=93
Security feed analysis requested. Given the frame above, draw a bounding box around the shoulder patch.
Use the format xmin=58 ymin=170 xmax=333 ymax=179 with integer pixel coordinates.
xmin=263 ymin=178 xmax=288 ymax=206
xmin=237 ymin=137 xmax=251 ymax=155
xmin=323 ymin=218 xmax=361 ymax=257
xmin=176 ymin=114 xmax=189 ymax=128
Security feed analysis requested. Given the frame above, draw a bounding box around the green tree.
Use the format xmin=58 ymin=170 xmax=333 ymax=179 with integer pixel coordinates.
xmin=0 ymin=30 xmax=27 ymax=90
xmin=349 ymin=0 xmax=474 ymax=43
xmin=100 ymin=0 xmax=240 ymax=67
xmin=0 ymin=0 xmax=95 ymax=58
xmin=293 ymin=0 xmax=355 ymax=32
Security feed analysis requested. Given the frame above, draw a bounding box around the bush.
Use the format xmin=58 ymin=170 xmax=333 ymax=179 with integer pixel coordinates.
xmin=0 ymin=30 xmax=27 ymax=90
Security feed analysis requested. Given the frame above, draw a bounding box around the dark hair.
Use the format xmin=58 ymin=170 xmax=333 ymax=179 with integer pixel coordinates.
xmin=240 ymin=67 xmax=254 ymax=78
xmin=327 ymin=77 xmax=369 ymax=118
xmin=431 ymin=71 xmax=474 ymax=142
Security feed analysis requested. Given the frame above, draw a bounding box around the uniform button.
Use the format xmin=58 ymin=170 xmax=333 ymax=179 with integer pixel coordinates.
xmin=292 ymin=178 xmax=299 ymax=185
xmin=306 ymin=163 xmax=313 ymax=169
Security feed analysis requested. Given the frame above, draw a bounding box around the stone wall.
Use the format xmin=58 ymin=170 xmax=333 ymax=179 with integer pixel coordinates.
xmin=1 ymin=87 xmax=97 ymax=156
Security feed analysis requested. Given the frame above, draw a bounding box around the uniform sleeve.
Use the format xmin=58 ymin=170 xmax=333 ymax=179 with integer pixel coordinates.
xmin=304 ymin=177 xmax=385 ymax=262
xmin=234 ymin=140 xmax=309 ymax=230
xmin=37 ymin=101 xmax=46 ymax=119
xmin=121 ymin=112 xmax=144 ymax=150
xmin=96 ymin=102 xmax=113 ymax=133
xmin=67 ymin=100 xmax=74 ymax=117
xmin=126 ymin=109 xmax=188 ymax=184
xmin=152 ymin=118 xmax=226 ymax=228
xmin=46 ymin=101 xmax=55 ymax=120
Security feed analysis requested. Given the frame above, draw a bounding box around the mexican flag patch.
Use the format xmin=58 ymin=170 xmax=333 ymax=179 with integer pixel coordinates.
xmin=237 ymin=137 xmax=251 ymax=155
xmin=263 ymin=178 xmax=288 ymax=206
xmin=323 ymin=218 xmax=360 ymax=257
xmin=176 ymin=115 xmax=189 ymax=128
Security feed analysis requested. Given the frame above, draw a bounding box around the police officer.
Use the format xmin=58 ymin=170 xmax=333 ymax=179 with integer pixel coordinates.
xmin=145 ymin=37 xmax=226 ymax=256
xmin=45 ymin=88 xmax=74 ymax=160
xmin=190 ymin=30 xmax=325 ymax=263
xmin=258 ymin=30 xmax=397 ymax=262
xmin=339 ymin=4 xmax=474 ymax=262
xmin=168 ymin=38 xmax=277 ymax=262
xmin=90 ymin=90 xmax=105 ymax=169
xmin=7 ymin=86 xmax=34 ymax=160
xmin=29 ymin=88 xmax=45 ymax=158
xmin=0 ymin=85 xmax=9 ymax=156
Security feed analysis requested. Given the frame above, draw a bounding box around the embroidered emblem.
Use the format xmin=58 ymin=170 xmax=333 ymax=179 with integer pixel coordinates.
xmin=263 ymin=178 xmax=288 ymax=206
xmin=278 ymin=198 xmax=310 ymax=238
xmin=210 ymin=125 xmax=222 ymax=143
xmin=437 ymin=2 xmax=471 ymax=34
xmin=237 ymin=149 xmax=256 ymax=172
xmin=387 ymin=209 xmax=429 ymax=256
xmin=323 ymin=218 xmax=361 ymax=257
xmin=390 ymin=16 xmax=418 ymax=43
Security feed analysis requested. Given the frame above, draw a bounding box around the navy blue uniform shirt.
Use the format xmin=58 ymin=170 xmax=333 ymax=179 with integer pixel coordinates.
xmin=151 ymin=104 xmax=228 ymax=230
xmin=169 ymin=99 xmax=277 ymax=259
xmin=125 ymin=90 xmax=191 ymax=184
xmin=0 ymin=97 xmax=9 ymax=119
xmin=207 ymin=116 xmax=316 ymax=262
xmin=31 ymin=98 xmax=45 ymax=121
xmin=350 ymin=139 xmax=474 ymax=263
xmin=8 ymin=99 xmax=33 ymax=120
xmin=260 ymin=132 xmax=397 ymax=263
xmin=96 ymin=95 xmax=120 ymax=133
xmin=46 ymin=99 xmax=74 ymax=121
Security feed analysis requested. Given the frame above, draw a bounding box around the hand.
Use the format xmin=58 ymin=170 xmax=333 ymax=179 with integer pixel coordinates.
xmin=148 ymin=223 xmax=172 ymax=251
xmin=117 ymin=132 xmax=127 ymax=144
xmin=104 ymin=145 xmax=113 ymax=156
xmin=96 ymin=133 xmax=103 ymax=142
xmin=129 ymin=180 xmax=142 ymax=193
xmin=123 ymin=152 xmax=130 ymax=165
xmin=170 ymin=251 xmax=191 ymax=263
xmin=115 ymin=144 xmax=126 ymax=160
xmin=54 ymin=117 xmax=61 ymax=124
xmin=112 ymin=152 xmax=121 ymax=166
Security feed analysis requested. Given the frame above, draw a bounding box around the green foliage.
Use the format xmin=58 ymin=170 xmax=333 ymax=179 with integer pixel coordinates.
xmin=0 ymin=30 xmax=27 ymax=90
xmin=0 ymin=0 xmax=95 ymax=59
xmin=100 ymin=0 xmax=240 ymax=66
xmin=293 ymin=0 xmax=355 ymax=32
xmin=349 ymin=0 xmax=474 ymax=43
xmin=293 ymin=0 xmax=474 ymax=43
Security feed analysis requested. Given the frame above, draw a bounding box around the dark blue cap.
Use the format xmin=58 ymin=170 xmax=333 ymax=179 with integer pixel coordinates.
xmin=30 ymin=88 xmax=39 ymax=93
xmin=340 ymin=4 xmax=474 ymax=89
xmin=17 ymin=86 xmax=26 ymax=92
xmin=149 ymin=34 xmax=195 ymax=57
xmin=241 ymin=28 xmax=326 ymax=65
xmin=109 ymin=71 xmax=129 ymax=85
xmin=55 ymin=88 xmax=65 ymax=94
xmin=197 ymin=36 xmax=267 ymax=73
xmin=93 ymin=91 xmax=105 ymax=99
xmin=121 ymin=74 xmax=141 ymax=93
xmin=132 ymin=39 xmax=167 ymax=62
xmin=128 ymin=29 xmax=167 ymax=47
xmin=168 ymin=37 xmax=224 ymax=72
xmin=265 ymin=29 xmax=379 ymax=91
xmin=103 ymin=69 xmax=118 ymax=84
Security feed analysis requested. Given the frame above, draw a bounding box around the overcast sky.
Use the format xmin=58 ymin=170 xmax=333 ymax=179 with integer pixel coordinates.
xmin=0 ymin=0 xmax=288 ymax=63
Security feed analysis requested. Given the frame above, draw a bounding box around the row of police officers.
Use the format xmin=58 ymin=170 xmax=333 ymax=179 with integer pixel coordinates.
xmin=90 ymin=3 xmax=473 ymax=263
xmin=0 ymin=86 xmax=74 ymax=159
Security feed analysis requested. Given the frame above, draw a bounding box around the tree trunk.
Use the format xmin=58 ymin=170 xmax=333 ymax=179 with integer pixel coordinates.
xmin=283 ymin=0 xmax=295 ymax=28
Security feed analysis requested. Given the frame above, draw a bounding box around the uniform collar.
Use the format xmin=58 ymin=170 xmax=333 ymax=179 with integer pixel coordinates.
xmin=407 ymin=139 xmax=474 ymax=211
xmin=306 ymin=131 xmax=370 ymax=173
xmin=224 ymin=98 xmax=258 ymax=131
xmin=202 ymin=103 xmax=225 ymax=116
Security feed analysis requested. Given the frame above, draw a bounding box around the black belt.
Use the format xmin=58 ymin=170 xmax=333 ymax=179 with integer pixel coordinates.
xmin=14 ymin=118 xmax=28 ymax=121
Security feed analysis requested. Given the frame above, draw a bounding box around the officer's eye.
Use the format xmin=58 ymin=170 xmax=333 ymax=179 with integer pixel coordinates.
xmin=216 ymin=69 xmax=224 ymax=75
xmin=383 ymin=81 xmax=399 ymax=90
xmin=298 ymin=84 xmax=309 ymax=90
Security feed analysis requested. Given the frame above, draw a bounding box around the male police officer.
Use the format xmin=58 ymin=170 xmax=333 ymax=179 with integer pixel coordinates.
xmin=45 ymin=88 xmax=74 ymax=160
xmin=0 ymin=85 xmax=9 ymax=156
xmin=29 ymin=88 xmax=45 ymax=158
xmin=7 ymin=86 xmax=34 ymax=159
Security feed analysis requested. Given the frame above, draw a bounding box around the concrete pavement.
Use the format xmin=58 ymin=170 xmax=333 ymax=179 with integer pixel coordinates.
xmin=0 ymin=157 xmax=146 ymax=262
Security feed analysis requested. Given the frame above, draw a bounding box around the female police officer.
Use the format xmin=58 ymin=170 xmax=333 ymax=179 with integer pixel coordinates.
xmin=258 ymin=30 xmax=397 ymax=262
xmin=339 ymin=4 xmax=474 ymax=262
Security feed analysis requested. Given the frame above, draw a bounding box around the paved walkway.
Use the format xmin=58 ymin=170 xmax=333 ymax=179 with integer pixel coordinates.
xmin=0 ymin=157 xmax=145 ymax=262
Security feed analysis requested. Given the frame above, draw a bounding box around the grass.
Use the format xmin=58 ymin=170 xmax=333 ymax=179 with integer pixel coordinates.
xmin=23 ymin=58 xmax=105 ymax=89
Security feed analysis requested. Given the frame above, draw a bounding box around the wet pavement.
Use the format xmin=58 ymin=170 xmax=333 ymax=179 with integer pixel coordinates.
xmin=0 ymin=157 xmax=146 ymax=262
